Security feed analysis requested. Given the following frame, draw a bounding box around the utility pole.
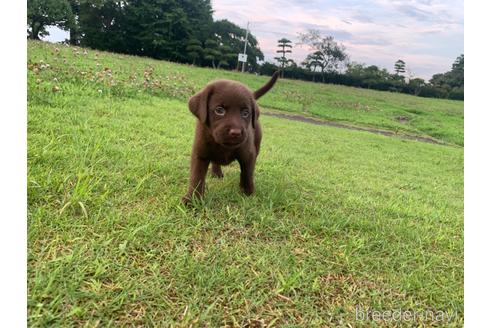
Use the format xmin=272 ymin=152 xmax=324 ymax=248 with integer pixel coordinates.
xmin=241 ymin=21 xmax=250 ymax=72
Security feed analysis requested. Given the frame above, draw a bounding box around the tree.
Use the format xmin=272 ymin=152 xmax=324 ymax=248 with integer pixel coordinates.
xmin=124 ymin=0 xmax=192 ymax=60
xmin=302 ymin=51 xmax=323 ymax=81
xmin=67 ymin=0 xmax=81 ymax=45
xmin=77 ymin=0 xmax=127 ymax=53
xmin=298 ymin=29 xmax=348 ymax=82
xmin=27 ymin=0 xmax=74 ymax=40
xmin=186 ymin=39 xmax=203 ymax=65
xmin=181 ymin=0 xmax=213 ymax=43
xmin=452 ymin=54 xmax=464 ymax=71
xmin=212 ymin=19 xmax=264 ymax=71
xmin=408 ymin=78 xmax=426 ymax=96
xmin=429 ymin=73 xmax=447 ymax=88
xmin=394 ymin=59 xmax=406 ymax=75
xmin=44 ymin=1 xmax=263 ymax=72
xmin=258 ymin=61 xmax=279 ymax=76
xmin=449 ymin=54 xmax=464 ymax=87
xmin=217 ymin=45 xmax=237 ymax=69
xmin=274 ymin=38 xmax=292 ymax=77
xmin=74 ymin=0 xmax=213 ymax=62
xmin=344 ymin=62 xmax=405 ymax=91
xmin=203 ymin=38 xmax=221 ymax=68
xmin=428 ymin=54 xmax=464 ymax=99
xmin=430 ymin=54 xmax=464 ymax=88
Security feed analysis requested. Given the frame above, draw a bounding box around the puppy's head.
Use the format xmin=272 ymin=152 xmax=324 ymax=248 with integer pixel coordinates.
xmin=188 ymin=80 xmax=259 ymax=148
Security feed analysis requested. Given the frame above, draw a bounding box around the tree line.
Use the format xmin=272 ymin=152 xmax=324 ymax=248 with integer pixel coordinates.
xmin=27 ymin=0 xmax=264 ymax=70
xmin=262 ymin=50 xmax=463 ymax=100
xmin=262 ymin=30 xmax=463 ymax=100
xmin=27 ymin=0 xmax=463 ymax=100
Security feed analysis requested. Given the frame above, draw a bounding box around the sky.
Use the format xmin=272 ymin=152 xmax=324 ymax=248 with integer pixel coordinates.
xmin=211 ymin=0 xmax=463 ymax=80
xmin=44 ymin=0 xmax=464 ymax=80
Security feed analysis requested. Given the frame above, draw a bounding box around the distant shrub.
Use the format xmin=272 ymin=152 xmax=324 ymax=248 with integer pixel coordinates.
xmin=419 ymin=86 xmax=448 ymax=99
xmin=448 ymin=87 xmax=464 ymax=100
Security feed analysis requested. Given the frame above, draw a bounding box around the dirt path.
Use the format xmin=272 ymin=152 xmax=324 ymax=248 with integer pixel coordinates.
xmin=263 ymin=111 xmax=449 ymax=146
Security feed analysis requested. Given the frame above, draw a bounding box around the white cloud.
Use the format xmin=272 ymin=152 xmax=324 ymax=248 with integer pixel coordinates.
xmin=212 ymin=0 xmax=464 ymax=80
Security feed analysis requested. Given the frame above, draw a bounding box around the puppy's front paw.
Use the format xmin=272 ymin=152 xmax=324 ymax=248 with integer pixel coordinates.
xmin=181 ymin=195 xmax=193 ymax=206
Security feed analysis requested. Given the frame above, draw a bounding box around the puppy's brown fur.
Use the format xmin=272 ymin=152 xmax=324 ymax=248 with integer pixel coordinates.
xmin=183 ymin=72 xmax=279 ymax=204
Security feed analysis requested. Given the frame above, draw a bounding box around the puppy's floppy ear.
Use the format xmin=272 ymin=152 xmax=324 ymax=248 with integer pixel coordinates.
xmin=188 ymin=85 xmax=213 ymax=124
xmin=252 ymin=102 xmax=260 ymax=129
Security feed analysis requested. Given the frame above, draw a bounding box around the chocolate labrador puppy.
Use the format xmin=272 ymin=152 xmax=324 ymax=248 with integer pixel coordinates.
xmin=182 ymin=72 xmax=279 ymax=204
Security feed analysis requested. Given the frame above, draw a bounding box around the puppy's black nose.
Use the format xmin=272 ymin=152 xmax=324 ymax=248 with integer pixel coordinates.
xmin=228 ymin=128 xmax=242 ymax=138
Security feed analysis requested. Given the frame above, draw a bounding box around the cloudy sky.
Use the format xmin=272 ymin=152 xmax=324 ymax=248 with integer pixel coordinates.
xmin=44 ymin=0 xmax=463 ymax=80
xmin=211 ymin=0 xmax=463 ymax=80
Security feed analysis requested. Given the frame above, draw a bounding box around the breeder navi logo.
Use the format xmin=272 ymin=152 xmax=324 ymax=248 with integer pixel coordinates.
xmin=355 ymin=306 xmax=456 ymax=323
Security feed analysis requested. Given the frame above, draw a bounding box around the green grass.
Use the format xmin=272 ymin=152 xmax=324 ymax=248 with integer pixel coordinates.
xmin=28 ymin=41 xmax=463 ymax=326
xmin=28 ymin=41 xmax=463 ymax=146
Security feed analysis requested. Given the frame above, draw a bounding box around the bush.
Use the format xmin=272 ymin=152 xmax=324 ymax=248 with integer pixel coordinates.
xmin=256 ymin=61 xmax=463 ymax=101
xmin=449 ymin=87 xmax=464 ymax=100
xmin=419 ymin=86 xmax=448 ymax=99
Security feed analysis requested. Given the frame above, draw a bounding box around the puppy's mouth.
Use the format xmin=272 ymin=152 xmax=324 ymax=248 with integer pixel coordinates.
xmin=221 ymin=140 xmax=244 ymax=147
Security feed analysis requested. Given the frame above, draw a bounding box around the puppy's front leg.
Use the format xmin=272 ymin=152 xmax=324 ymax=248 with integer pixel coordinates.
xmin=183 ymin=156 xmax=210 ymax=204
xmin=239 ymin=157 xmax=256 ymax=195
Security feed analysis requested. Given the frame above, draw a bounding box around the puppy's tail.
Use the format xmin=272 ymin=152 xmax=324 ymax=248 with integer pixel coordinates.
xmin=254 ymin=71 xmax=280 ymax=99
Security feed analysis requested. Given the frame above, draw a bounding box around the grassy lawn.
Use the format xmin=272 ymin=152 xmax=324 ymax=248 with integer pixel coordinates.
xmin=28 ymin=41 xmax=463 ymax=146
xmin=28 ymin=41 xmax=464 ymax=326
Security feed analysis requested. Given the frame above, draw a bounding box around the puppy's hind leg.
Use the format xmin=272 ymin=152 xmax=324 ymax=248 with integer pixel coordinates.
xmin=210 ymin=162 xmax=224 ymax=178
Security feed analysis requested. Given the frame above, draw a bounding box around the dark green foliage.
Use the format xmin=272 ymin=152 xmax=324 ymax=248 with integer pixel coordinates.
xmin=449 ymin=87 xmax=464 ymax=100
xmin=30 ymin=0 xmax=262 ymax=70
xmin=73 ymin=0 xmax=208 ymax=61
xmin=203 ymin=38 xmax=221 ymax=68
xmin=125 ymin=0 xmax=192 ymax=61
xmin=186 ymin=39 xmax=203 ymax=65
xmin=344 ymin=63 xmax=403 ymax=91
xmin=408 ymin=78 xmax=426 ymax=96
xmin=274 ymin=38 xmax=293 ymax=77
xmin=27 ymin=0 xmax=74 ymax=40
xmin=429 ymin=54 xmax=464 ymax=92
xmin=258 ymin=62 xmax=279 ymax=76
xmin=259 ymin=55 xmax=464 ymax=100
xmin=73 ymin=2 xmax=262 ymax=68
xmin=67 ymin=0 xmax=81 ymax=45
xmin=181 ymin=0 xmax=213 ymax=42
xmin=217 ymin=45 xmax=237 ymax=69
xmin=302 ymin=51 xmax=325 ymax=81
xmin=77 ymin=0 xmax=127 ymax=53
xmin=394 ymin=59 xmax=406 ymax=75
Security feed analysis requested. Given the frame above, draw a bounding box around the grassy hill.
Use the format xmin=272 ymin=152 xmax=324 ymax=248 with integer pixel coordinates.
xmin=28 ymin=41 xmax=463 ymax=326
xmin=28 ymin=41 xmax=463 ymax=146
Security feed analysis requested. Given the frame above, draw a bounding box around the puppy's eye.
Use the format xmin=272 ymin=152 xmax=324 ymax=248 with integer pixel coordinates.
xmin=215 ymin=107 xmax=226 ymax=116
xmin=241 ymin=109 xmax=250 ymax=118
